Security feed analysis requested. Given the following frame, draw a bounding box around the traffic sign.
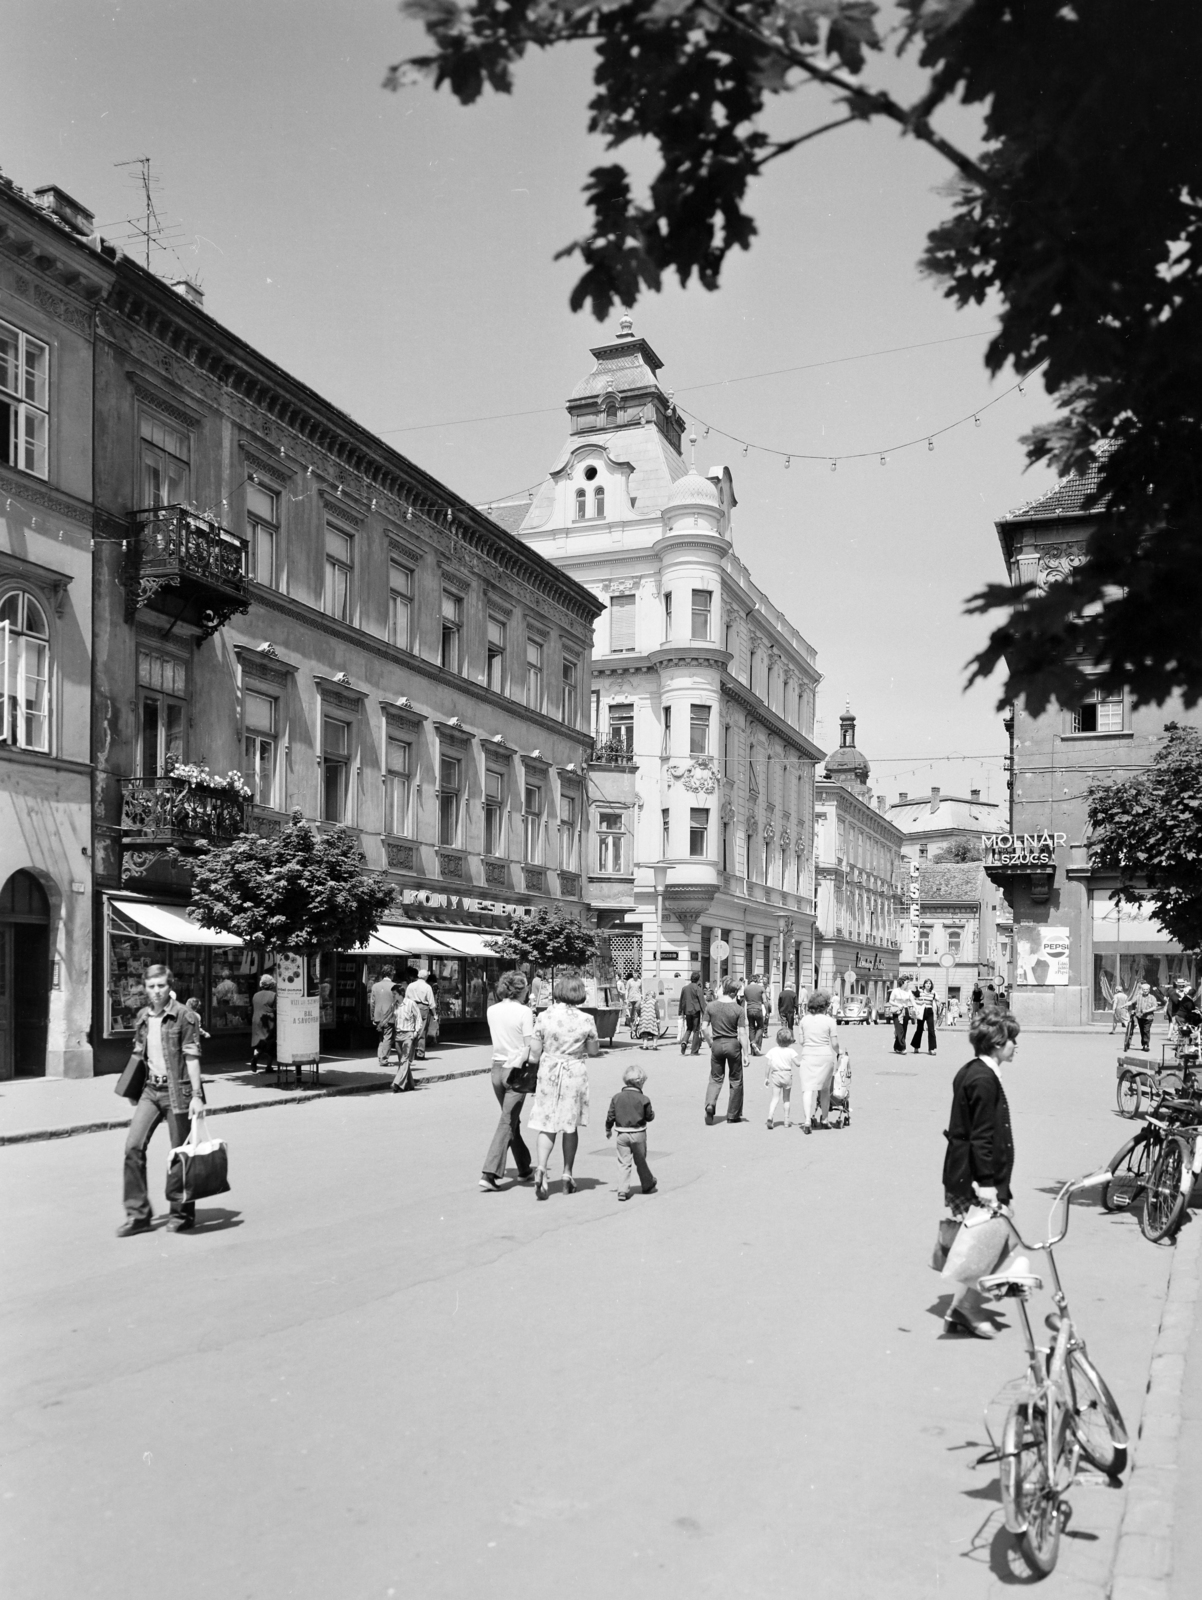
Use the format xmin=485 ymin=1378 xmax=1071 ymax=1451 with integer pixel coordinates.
xmin=938 ymin=952 xmax=956 ymax=968
xmin=710 ymin=939 xmax=730 ymax=961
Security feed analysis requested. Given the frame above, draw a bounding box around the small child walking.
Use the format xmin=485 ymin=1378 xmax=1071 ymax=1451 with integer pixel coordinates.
xmin=764 ymin=1028 xmax=800 ymax=1129
xmin=637 ymin=988 xmax=661 ymax=1050
xmin=605 ymin=1064 xmax=658 ymax=1200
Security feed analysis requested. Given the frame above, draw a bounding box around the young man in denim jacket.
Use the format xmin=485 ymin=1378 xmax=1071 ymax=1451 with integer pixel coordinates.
xmin=119 ymin=963 xmax=205 ymax=1236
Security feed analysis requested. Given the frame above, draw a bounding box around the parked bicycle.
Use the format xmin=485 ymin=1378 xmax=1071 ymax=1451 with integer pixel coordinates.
xmin=1103 ymin=1079 xmax=1202 ymax=1242
xmin=977 ymin=1171 xmax=1128 ymax=1577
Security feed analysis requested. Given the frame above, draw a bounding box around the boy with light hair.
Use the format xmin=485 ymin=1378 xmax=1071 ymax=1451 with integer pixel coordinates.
xmin=605 ymin=1063 xmax=658 ymax=1201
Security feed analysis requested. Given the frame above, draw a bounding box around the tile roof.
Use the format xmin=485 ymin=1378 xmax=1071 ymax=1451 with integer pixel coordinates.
xmin=479 ymin=500 xmax=531 ymax=535
xmin=918 ymin=863 xmax=988 ymax=901
xmin=1001 ymin=457 xmax=1107 ymax=522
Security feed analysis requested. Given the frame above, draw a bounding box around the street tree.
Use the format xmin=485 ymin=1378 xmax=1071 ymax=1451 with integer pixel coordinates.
xmin=933 ymin=838 xmax=982 ymax=864
xmin=487 ymin=905 xmax=598 ymax=974
xmin=186 ymin=811 xmax=396 ymax=951
xmin=1086 ymin=724 xmax=1202 ymax=952
xmin=390 ymin=1 xmax=1202 ymax=713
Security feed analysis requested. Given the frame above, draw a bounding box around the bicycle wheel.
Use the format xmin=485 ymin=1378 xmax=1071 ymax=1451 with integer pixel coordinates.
xmin=1141 ymin=1134 xmax=1191 ymax=1242
xmin=1000 ymin=1401 xmax=1064 ymax=1576
xmin=1066 ymin=1350 xmax=1128 ymax=1477
xmin=1116 ymin=1070 xmax=1143 ymax=1119
xmin=1101 ymin=1132 xmax=1154 ymax=1212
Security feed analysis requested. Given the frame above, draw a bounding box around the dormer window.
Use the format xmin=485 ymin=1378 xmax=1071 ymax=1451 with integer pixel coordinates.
xmin=575 ymin=487 xmax=586 ymax=521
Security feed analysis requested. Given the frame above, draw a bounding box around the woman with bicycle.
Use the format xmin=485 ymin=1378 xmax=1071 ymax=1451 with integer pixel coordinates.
xmin=941 ymin=1010 xmax=1020 ymax=1338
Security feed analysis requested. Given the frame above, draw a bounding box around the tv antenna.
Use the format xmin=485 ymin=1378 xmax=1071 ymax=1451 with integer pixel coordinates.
xmin=105 ymin=157 xmax=185 ymax=271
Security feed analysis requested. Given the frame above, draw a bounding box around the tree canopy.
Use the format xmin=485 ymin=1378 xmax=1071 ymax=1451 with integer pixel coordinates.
xmin=1086 ymin=725 xmax=1202 ymax=952
xmin=932 ymin=837 xmax=982 ymax=864
xmin=487 ymin=905 xmax=598 ymax=970
xmin=186 ymin=812 xmax=396 ymax=951
xmin=390 ymin=1 xmax=1202 ymax=712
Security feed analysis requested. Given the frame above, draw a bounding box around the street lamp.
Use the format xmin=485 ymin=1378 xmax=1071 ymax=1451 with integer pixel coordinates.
xmin=653 ymin=861 xmax=669 ymax=999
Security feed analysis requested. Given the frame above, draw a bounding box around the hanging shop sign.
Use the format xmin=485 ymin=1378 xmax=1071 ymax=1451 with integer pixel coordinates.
xmin=983 ymin=831 xmax=1067 ymax=867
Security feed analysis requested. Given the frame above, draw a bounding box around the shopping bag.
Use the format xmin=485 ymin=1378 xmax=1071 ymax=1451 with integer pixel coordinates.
xmin=503 ymin=1044 xmax=537 ymax=1096
xmin=676 ymin=1016 xmax=686 ymax=1044
xmin=930 ymin=1216 xmax=961 ymax=1272
xmin=166 ymin=1112 xmax=230 ymax=1204
xmin=115 ymin=1052 xmax=147 ymax=1103
xmin=940 ymin=1206 xmax=1011 ymax=1286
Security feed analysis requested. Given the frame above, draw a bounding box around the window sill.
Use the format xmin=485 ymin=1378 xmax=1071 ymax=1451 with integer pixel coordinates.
xmin=1059 ymin=730 xmax=1134 ymax=741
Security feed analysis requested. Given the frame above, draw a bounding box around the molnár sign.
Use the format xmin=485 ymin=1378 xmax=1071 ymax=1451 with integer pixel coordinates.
xmin=983 ymin=831 xmax=1068 ymax=866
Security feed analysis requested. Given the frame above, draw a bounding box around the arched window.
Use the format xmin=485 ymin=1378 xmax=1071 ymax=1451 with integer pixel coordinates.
xmin=574 ymin=487 xmax=586 ymax=521
xmin=0 ymin=590 xmax=49 ymax=752
xmin=594 ymin=486 xmax=605 ymax=519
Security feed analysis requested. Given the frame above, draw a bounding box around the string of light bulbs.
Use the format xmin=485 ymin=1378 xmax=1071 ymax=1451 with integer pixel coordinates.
xmin=678 ymin=360 xmax=1047 ymax=469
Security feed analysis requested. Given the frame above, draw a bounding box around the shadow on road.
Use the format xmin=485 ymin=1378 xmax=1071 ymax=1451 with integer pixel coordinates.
xmin=193 ymin=1208 xmax=243 ymax=1233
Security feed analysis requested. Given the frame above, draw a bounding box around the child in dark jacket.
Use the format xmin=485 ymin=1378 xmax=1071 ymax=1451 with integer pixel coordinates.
xmin=605 ymin=1064 xmax=658 ymax=1201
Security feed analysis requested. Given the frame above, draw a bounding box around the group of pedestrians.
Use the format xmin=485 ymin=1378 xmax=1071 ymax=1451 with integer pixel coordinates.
xmin=1109 ymin=978 xmax=1201 ymax=1051
xmin=887 ymin=977 xmax=939 ymax=1056
xmin=369 ymin=966 xmax=437 ymax=1092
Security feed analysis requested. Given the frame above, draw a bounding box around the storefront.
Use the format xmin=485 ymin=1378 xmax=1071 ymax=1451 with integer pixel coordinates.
xmin=815 ymin=936 xmax=899 ymax=1013
xmin=1091 ymin=893 xmax=1198 ymax=1011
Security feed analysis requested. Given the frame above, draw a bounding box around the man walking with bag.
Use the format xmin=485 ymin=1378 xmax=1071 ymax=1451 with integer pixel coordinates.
xmin=118 ymin=963 xmax=205 ymax=1236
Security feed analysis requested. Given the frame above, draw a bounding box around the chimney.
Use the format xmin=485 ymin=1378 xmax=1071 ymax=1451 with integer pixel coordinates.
xmin=930 ymin=786 xmax=941 ymax=813
xmin=898 ymin=791 xmax=907 ymax=802
xmin=33 ymin=184 xmax=94 ymax=237
xmin=171 ymin=277 xmax=204 ymax=309
xmin=970 ymin=788 xmax=981 ymax=801
xmin=876 ymin=796 xmax=886 ymax=814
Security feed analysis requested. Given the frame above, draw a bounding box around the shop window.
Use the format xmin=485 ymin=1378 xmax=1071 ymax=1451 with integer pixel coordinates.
xmin=609 ymin=702 xmax=634 ymax=755
xmin=440 ymin=590 xmax=463 ymax=673
xmin=690 ymin=703 xmax=711 ymax=757
xmin=559 ymin=791 xmax=579 ymax=871
xmin=487 ymin=616 xmax=505 ymax=692
xmin=385 ymin=736 xmax=411 ymax=836
xmin=609 ymin=593 xmax=636 ymax=653
xmin=211 ymin=949 xmax=256 ymax=1033
xmin=1073 ymin=691 xmax=1124 ymax=733
xmin=324 ymin=527 xmax=353 ymax=622
xmin=140 ymin=414 xmax=189 ymax=506
xmin=562 ymin=655 xmax=578 ymax=726
xmin=597 ymin=810 xmax=625 ymax=873
xmin=438 ymin=753 xmax=461 ymax=846
xmin=389 ymin=562 xmax=413 ymax=651
xmin=243 ymin=689 xmax=277 ymax=808
xmin=246 ymin=483 xmax=279 ymax=588
xmin=0 ymin=590 xmax=49 ymax=752
xmin=484 ymin=767 xmax=506 ymax=856
xmin=137 ymin=645 xmax=187 ymax=777
xmin=691 ymin=589 xmax=711 ymax=641
xmin=526 ymin=637 xmax=543 ymax=711
xmin=523 ymin=781 xmax=543 ymax=864
xmin=322 ymin=715 xmax=350 ymax=822
xmin=0 ymin=319 xmax=49 ymax=480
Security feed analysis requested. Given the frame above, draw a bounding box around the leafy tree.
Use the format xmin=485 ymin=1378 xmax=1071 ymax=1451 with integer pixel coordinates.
xmin=390 ymin=1 xmax=1202 ymax=711
xmin=487 ymin=905 xmax=598 ymax=971
xmin=1086 ymin=725 xmax=1202 ymax=952
xmin=932 ymin=837 xmax=982 ymax=864
xmin=186 ymin=811 xmax=396 ymax=950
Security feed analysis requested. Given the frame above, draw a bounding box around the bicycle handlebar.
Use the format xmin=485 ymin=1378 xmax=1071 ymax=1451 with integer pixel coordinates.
xmin=989 ymin=1169 xmax=1111 ymax=1253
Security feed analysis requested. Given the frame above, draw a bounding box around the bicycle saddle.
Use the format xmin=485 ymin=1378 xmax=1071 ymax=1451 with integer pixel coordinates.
xmin=980 ymin=1253 xmax=1043 ymax=1298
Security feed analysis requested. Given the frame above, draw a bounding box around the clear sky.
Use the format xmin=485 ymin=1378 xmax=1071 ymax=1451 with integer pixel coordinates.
xmin=3 ymin=0 xmax=1062 ymax=812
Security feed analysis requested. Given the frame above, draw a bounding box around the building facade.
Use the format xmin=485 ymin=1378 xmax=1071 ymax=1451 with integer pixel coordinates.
xmin=813 ymin=708 xmax=905 ymax=1010
xmin=988 ymin=464 xmax=1202 ymax=1027
xmin=90 ymin=247 xmax=600 ymax=1071
xmin=0 ymin=180 xmax=113 ymax=1078
xmin=898 ymin=862 xmax=1011 ymax=1008
xmin=888 ymin=786 xmax=1002 ymax=864
xmin=494 ymin=319 xmax=824 ymax=1010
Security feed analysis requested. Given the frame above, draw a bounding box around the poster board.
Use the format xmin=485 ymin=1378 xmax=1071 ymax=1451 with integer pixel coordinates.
xmin=1015 ymin=925 xmax=1071 ymax=986
xmin=277 ymin=995 xmax=321 ymax=1064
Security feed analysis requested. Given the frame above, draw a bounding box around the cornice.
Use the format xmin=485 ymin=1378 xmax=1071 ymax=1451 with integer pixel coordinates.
xmin=0 ymin=183 xmax=112 ymax=304
xmin=720 ymin=673 xmax=826 ymax=762
xmin=234 ymin=643 xmax=298 ymax=676
xmin=126 ymin=372 xmax=204 ymax=430
xmin=647 ymin=643 xmax=732 ymax=671
xmin=0 ymin=469 xmax=94 ymax=528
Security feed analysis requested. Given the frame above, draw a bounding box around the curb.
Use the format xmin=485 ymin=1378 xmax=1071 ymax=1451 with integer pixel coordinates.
xmin=0 ymin=1064 xmax=492 ymax=1148
xmin=1108 ymin=1215 xmax=1202 ymax=1599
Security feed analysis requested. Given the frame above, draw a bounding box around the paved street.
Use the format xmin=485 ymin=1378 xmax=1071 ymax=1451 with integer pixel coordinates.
xmin=0 ymin=1028 xmax=1181 ymax=1599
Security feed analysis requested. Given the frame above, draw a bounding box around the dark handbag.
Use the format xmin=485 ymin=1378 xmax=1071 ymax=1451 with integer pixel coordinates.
xmin=115 ymin=1052 xmax=147 ymax=1103
xmin=931 ymin=1216 xmax=961 ymax=1272
xmin=503 ymin=1044 xmax=538 ymax=1096
xmin=165 ymin=1113 xmax=231 ymax=1203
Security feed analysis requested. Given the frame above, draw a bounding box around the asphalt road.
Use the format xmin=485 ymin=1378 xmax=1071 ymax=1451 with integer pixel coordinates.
xmin=0 ymin=1028 xmax=1176 ymax=1599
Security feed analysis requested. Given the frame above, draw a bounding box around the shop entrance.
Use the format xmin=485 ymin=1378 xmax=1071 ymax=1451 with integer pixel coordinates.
xmin=0 ymin=870 xmax=51 ymax=1079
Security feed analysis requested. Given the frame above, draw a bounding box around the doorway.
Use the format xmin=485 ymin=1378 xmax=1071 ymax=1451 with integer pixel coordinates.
xmin=0 ymin=870 xmax=51 ymax=1079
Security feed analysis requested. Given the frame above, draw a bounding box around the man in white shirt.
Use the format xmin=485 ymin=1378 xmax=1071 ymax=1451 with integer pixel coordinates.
xmin=391 ymin=981 xmax=423 ymax=1092
xmin=625 ymin=972 xmax=643 ymax=1034
xmin=404 ymin=968 xmax=435 ymax=1060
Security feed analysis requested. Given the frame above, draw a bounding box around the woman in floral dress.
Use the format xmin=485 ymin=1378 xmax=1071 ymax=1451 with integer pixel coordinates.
xmin=526 ymin=972 xmax=600 ymax=1199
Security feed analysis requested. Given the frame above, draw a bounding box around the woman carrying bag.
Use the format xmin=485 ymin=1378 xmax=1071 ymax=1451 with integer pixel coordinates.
xmin=939 ymin=1010 xmax=1020 ymax=1338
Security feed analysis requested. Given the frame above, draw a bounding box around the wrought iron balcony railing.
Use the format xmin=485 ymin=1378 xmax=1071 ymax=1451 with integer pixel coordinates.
xmin=121 ymin=775 xmax=249 ymax=844
xmin=125 ymin=506 xmax=250 ymax=637
xmin=590 ymin=734 xmax=637 ymax=767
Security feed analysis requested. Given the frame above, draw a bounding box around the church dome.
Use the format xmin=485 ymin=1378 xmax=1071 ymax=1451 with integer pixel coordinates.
xmin=664 ymin=469 xmax=721 ymax=511
xmin=824 ymin=703 xmax=871 ymax=784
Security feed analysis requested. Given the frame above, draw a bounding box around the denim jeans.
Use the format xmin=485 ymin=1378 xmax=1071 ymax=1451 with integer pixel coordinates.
xmin=893 ymin=1013 xmax=910 ymax=1052
xmin=482 ymin=1060 xmax=531 ymax=1178
xmin=706 ymin=1039 xmax=744 ymax=1119
xmin=123 ymin=1082 xmax=194 ymax=1222
xmin=615 ymin=1130 xmax=655 ymax=1193
xmin=746 ymin=1008 xmax=765 ymax=1053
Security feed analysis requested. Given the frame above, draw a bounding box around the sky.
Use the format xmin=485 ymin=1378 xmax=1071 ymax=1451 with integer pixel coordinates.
xmin=2 ymin=0 xmax=1063 ymax=813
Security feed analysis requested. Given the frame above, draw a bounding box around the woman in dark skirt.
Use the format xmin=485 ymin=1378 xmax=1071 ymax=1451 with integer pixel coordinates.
xmin=941 ymin=1010 xmax=1019 ymax=1337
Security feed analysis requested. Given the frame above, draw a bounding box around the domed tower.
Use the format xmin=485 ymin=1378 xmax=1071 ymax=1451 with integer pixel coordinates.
xmin=824 ymin=704 xmax=871 ymax=795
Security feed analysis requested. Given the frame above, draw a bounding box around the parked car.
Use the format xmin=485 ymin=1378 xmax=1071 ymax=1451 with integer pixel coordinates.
xmin=842 ymin=996 xmax=871 ymax=1025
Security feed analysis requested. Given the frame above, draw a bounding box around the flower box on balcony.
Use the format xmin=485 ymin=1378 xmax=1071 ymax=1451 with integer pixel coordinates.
xmin=120 ymin=771 xmax=250 ymax=845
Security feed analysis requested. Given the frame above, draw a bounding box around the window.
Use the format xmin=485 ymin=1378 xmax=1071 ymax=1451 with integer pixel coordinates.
xmin=484 ymin=768 xmax=507 ymax=856
xmin=389 ymin=563 xmax=413 ymax=651
xmin=1073 ymin=691 xmax=1124 ymax=733
xmin=575 ymin=487 xmax=586 ymax=521
xmin=598 ymin=811 xmax=625 ymax=873
xmin=690 ymin=808 xmax=709 ymax=858
xmin=917 ymin=924 xmax=932 ymax=958
xmin=523 ymin=782 xmax=543 ymax=864
xmin=243 ymin=690 xmax=276 ymax=807
xmin=749 ymin=648 xmax=758 ymax=691
xmin=661 ymin=704 xmax=672 ymax=757
xmin=609 ymin=702 xmax=634 ymax=755
xmin=689 ymin=703 xmax=711 ymax=757
xmin=136 ymin=646 xmax=187 ymax=777
xmin=662 ymin=807 xmax=671 ymax=856
xmin=560 ymin=792 xmax=579 ymax=871
xmin=526 ymin=637 xmax=543 ymax=711
xmin=725 ymin=618 xmax=734 ymax=655
xmin=748 ymin=750 xmax=760 ymax=798
xmin=440 ymin=591 xmax=463 ymax=673
xmin=691 ymin=589 xmax=711 ymax=641
xmin=324 ymin=527 xmax=353 ymax=622
xmin=562 ymin=656 xmax=578 ymax=726
xmin=0 ymin=321 xmax=48 ymax=480
xmin=609 ymin=593 xmax=636 ymax=653
xmin=722 ymin=820 xmax=730 ymax=873
xmin=384 ymin=736 xmax=411 ymax=836
xmin=487 ymin=617 xmax=506 ymax=692
xmin=663 ymin=591 xmax=672 ymax=639
xmin=947 ymin=928 xmax=962 ymax=957
xmin=140 ymin=415 xmax=189 ymax=506
xmin=0 ymin=591 xmax=49 ymax=751
xmin=594 ymin=486 xmax=605 ymax=519
xmin=438 ymin=754 xmax=461 ymax=846
xmin=321 ymin=716 xmax=350 ymax=822
xmin=724 ymin=722 xmax=733 ymax=777
xmin=246 ymin=484 xmax=279 ymax=588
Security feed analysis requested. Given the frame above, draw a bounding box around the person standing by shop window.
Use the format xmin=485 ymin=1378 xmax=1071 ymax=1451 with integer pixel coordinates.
xmin=118 ymin=964 xmax=205 ymax=1236
xmin=370 ymin=966 xmax=397 ymax=1068
xmin=405 ymin=968 xmax=435 ymax=1061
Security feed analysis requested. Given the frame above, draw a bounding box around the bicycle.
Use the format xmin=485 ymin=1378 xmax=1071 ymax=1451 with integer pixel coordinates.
xmin=977 ymin=1171 xmax=1128 ymax=1577
xmin=1102 ymin=1078 xmax=1202 ymax=1241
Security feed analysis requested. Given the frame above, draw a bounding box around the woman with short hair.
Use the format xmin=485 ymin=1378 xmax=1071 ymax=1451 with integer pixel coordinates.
xmin=525 ymin=971 xmax=600 ymax=1198
xmin=795 ymin=990 xmax=840 ymax=1133
xmin=480 ymin=970 xmax=536 ymax=1190
xmin=912 ymin=978 xmax=938 ymax=1055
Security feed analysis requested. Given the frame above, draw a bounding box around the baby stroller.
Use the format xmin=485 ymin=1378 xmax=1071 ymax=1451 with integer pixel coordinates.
xmin=827 ymin=1049 xmax=851 ymax=1129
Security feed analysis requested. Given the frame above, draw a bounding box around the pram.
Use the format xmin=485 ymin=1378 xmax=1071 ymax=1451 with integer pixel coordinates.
xmin=827 ymin=1049 xmax=852 ymax=1129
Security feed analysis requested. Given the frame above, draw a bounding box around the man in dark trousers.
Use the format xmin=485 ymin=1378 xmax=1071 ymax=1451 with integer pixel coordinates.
xmin=678 ymin=970 xmax=705 ymax=1056
xmin=778 ymin=982 xmax=797 ymax=1036
xmin=369 ymin=966 xmax=396 ymax=1067
xmin=119 ymin=963 xmax=205 ymax=1236
xmin=701 ymin=979 xmax=749 ymax=1124
xmin=743 ymin=972 xmax=766 ymax=1054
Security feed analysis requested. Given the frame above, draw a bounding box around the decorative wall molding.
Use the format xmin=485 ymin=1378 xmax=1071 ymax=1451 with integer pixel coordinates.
xmin=241 ymin=447 xmax=293 ymax=487
xmin=0 ymin=469 xmax=93 ymax=528
xmin=127 ymin=374 xmax=203 ymax=431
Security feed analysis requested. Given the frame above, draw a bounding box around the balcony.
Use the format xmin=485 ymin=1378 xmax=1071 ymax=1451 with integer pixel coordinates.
xmin=590 ymin=735 xmax=637 ymax=768
xmin=121 ymin=775 xmax=249 ymax=845
xmin=124 ymin=506 xmax=250 ymax=638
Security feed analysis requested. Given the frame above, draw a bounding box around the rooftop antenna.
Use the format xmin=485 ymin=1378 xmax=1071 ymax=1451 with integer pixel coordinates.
xmin=107 ymin=157 xmax=184 ymax=271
